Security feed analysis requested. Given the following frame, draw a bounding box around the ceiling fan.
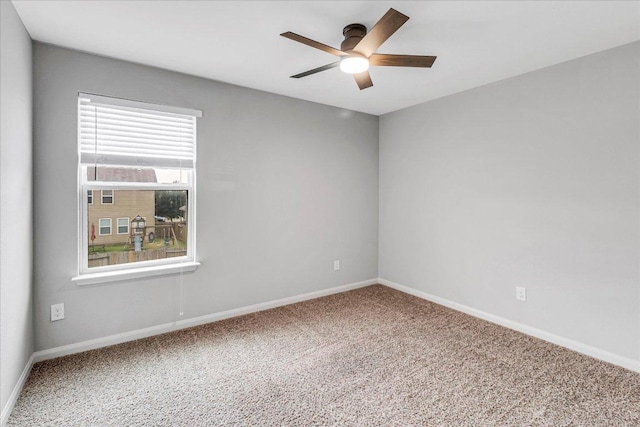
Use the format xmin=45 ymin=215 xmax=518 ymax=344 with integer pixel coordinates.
xmin=280 ymin=8 xmax=437 ymax=90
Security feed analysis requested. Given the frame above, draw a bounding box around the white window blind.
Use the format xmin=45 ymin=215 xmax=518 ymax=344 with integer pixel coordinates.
xmin=79 ymin=93 xmax=202 ymax=169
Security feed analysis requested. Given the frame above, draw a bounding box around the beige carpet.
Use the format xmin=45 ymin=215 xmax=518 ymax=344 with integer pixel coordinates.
xmin=8 ymin=285 xmax=640 ymax=426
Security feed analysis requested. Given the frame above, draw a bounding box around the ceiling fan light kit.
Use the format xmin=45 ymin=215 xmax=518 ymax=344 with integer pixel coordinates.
xmin=340 ymin=55 xmax=369 ymax=74
xmin=281 ymin=8 xmax=437 ymax=90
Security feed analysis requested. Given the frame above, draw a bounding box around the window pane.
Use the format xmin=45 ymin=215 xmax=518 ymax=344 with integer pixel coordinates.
xmin=87 ymin=190 xmax=93 ymax=204
xmin=87 ymin=190 xmax=188 ymax=268
xmin=117 ymin=218 xmax=129 ymax=234
xmin=98 ymin=218 xmax=111 ymax=235
xmin=101 ymin=189 xmax=113 ymax=204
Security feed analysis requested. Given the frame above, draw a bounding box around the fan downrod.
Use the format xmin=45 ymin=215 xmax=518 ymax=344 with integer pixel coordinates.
xmin=340 ymin=24 xmax=367 ymax=52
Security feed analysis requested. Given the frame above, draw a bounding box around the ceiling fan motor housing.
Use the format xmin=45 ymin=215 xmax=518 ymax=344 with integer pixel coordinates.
xmin=341 ymin=24 xmax=367 ymax=53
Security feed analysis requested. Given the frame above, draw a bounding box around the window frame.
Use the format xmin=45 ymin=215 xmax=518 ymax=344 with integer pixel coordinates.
xmin=87 ymin=190 xmax=93 ymax=205
xmin=98 ymin=218 xmax=112 ymax=236
xmin=117 ymin=217 xmax=130 ymax=235
xmin=75 ymin=94 xmax=201 ymax=285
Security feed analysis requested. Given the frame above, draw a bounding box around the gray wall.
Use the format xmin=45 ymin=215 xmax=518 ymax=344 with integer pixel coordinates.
xmin=32 ymin=43 xmax=379 ymax=351
xmin=1 ymin=0 xmax=34 ymax=413
xmin=379 ymin=42 xmax=639 ymax=361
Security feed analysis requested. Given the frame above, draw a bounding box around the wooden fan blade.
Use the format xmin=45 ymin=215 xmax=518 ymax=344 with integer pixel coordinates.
xmin=369 ymin=54 xmax=437 ymax=68
xmin=290 ymin=62 xmax=340 ymax=79
xmin=280 ymin=32 xmax=347 ymax=57
xmin=353 ymin=8 xmax=409 ymax=58
xmin=353 ymin=71 xmax=373 ymax=90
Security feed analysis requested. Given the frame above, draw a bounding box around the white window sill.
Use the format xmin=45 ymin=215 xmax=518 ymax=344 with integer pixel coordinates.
xmin=72 ymin=261 xmax=200 ymax=286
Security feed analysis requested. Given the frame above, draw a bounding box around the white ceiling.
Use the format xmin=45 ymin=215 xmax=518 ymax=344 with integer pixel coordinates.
xmin=11 ymin=1 xmax=640 ymax=116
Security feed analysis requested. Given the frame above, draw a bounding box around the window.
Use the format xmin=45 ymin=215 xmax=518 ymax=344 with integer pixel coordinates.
xmin=101 ymin=189 xmax=114 ymax=204
xmin=76 ymin=93 xmax=202 ymax=284
xmin=117 ymin=217 xmax=129 ymax=235
xmin=99 ymin=218 xmax=112 ymax=236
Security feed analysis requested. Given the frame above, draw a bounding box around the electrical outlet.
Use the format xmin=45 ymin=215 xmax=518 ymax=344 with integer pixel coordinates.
xmin=516 ymin=287 xmax=526 ymax=301
xmin=334 ymin=259 xmax=340 ymax=271
xmin=51 ymin=303 xmax=65 ymax=321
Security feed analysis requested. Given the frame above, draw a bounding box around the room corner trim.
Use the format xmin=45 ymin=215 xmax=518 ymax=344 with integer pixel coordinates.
xmin=1 ymin=353 xmax=35 ymax=427
xmin=32 ymin=278 xmax=378 ymax=365
xmin=378 ymin=278 xmax=640 ymax=374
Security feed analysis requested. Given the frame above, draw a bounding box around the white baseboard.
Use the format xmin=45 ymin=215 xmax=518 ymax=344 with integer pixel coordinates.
xmin=379 ymin=278 xmax=640 ymax=374
xmin=1 ymin=353 xmax=34 ymax=427
xmin=33 ymin=278 xmax=377 ymax=364
xmin=175 ymin=278 xmax=377 ymax=329
xmin=33 ymin=322 xmax=177 ymax=363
